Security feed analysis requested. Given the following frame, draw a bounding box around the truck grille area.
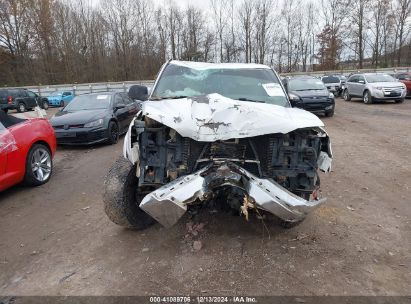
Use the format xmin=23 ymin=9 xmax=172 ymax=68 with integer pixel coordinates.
xmin=136 ymin=123 xmax=327 ymax=197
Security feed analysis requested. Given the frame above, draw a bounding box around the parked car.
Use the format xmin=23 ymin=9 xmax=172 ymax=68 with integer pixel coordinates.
xmin=394 ymin=72 xmax=411 ymax=97
xmin=50 ymin=92 xmax=139 ymax=145
xmin=322 ymin=75 xmax=346 ymax=96
xmin=0 ymin=109 xmax=56 ymax=192
xmin=103 ymin=60 xmax=333 ymax=231
xmin=283 ymin=75 xmax=335 ymax=117
xmin=47 ymin=91 xmax=75 ymax=107
xmin=343 ymin=73 xmax=406 ymax=104
xmin=0 ymin=89 xmax=49 ymax=113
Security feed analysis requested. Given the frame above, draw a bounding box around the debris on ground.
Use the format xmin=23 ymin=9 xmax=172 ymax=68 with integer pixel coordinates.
xmin=183 ymin=221 xmax=207 ymax=252
xmin=59 ymin=271 xmax=76 ymax=283
xmin=193 ymin=241 xmax=202 ymax=251
xmin=240 ymin=195 xmax=255 ymax=221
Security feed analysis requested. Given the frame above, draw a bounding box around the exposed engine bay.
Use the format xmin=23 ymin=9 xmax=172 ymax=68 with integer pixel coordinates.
xmin=123 ymin=95 xmax=332 ymax=228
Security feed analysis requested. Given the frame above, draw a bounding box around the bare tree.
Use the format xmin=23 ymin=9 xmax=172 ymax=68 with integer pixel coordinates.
xmin=393 ymin=0 xmax=411 ymax=65
xmin=238 ymin=0 xmax=254 ymax=63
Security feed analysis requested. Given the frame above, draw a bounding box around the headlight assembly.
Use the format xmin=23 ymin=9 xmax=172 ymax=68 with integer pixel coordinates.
xmin=84 ymin=118 xmax=104 ymax=128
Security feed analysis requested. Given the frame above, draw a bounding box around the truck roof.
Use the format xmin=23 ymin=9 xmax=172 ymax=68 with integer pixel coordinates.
xmin=169 ymin=60 xmax=272 ymax=70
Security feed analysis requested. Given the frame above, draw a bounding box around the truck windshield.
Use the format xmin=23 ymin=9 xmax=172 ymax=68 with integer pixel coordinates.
xmin=151 ymin=64 xmax=289 ymax=107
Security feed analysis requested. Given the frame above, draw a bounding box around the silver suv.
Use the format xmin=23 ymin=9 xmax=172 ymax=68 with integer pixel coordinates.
xmin=343 ymin=73 xmax=406 ymax=104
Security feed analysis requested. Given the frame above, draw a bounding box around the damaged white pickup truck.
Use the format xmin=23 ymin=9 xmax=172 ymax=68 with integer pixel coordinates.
xmin=103 ymin=61 xmax=332 ymax=230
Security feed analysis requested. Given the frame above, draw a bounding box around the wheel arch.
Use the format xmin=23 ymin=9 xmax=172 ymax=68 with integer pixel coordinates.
xmin=23 ymin=140 xmax=52 ymax=175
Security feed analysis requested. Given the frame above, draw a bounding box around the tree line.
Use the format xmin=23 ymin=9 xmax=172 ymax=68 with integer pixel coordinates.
xmin=1 ymin=0 xmax=411 ymax=86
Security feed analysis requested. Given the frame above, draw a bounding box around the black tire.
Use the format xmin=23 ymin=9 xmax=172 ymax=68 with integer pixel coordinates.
xmin=17 ymin=102 xmax=26 ymax=113
xmin=343 ymin=89 xmax=351 ymax=101
xmin=103 ymin=156 xmax=155 ymax=230
xmin=60 ymin=100 xmax=64 ymax=107
xmin=363 ymin=90 xmax=373 ymax=104
xmin=24 ymin=144 xmax=53 ymax=186
xmin=42 ymin=100 xmax=49 ymax=110
xmin=395 ymin=99 xmax=404 ymax=103
xmin=107 ymin=120 xmax=119 ymax=144
xmin=325 ymin=110 xmax=334 ymax=117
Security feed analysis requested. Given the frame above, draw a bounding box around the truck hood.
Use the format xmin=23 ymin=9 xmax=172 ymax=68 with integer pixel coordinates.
xmin=370 ymin=82 xmax=405 ymax=88
xmin=143 ymin=93 xmax=325 ymax=142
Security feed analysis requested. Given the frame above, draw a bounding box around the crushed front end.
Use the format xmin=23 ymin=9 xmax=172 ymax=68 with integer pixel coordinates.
xmin=124 ymin=106 xmax=332 ymax=228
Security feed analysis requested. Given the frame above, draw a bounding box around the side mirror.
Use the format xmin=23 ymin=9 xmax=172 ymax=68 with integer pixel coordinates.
xmin=115 ymin=103 xmax=126 ymax=111
xmin=288 ymin=93 xmax=300 ymax=107
xmin=128 ymin=85 xmax=148 ymax=101
xmin=289 ymin=99 xmax=298 ymax=107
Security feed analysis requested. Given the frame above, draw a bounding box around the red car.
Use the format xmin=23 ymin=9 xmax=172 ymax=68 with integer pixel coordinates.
xmin=395 ymin=72 xmax=411 ymax=96
xmin=0 ymin=110 xmax=56 ymax=192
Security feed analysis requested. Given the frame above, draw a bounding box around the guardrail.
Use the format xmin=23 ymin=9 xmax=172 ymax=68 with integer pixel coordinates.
xmin=281 ymin=66 xmax=411 ymax=76
xmin=2 ymin=80 xmax=155 ymax=97
xmin=2 ymin=66 xmax=411 ymax=94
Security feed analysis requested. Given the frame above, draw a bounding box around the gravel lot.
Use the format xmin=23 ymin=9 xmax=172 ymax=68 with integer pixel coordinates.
xmin=0 ymin=98 xmax=410 ymax=296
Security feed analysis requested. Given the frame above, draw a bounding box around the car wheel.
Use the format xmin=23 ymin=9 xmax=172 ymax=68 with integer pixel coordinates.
xmin=103 ymin=156 xmax=155 ymax=230
xmin=363 ymin=90 xmax=373 ymax=104
xmin=60 ymin=100 xmax=64 ymax=107
xmin=395 ymin=99 xmax=404 ymax=103
xmin=24 ymin=144 xmax=52 ymax=186
xmin=325 ymin=110 xmax=334 ymax=117
xmin=343 ymin=89 xmax=351 ymax=101
xmin=17 ymin=102 xmax=26 ymax=113
xmin=42 ymin=100 xmax=49 ymax=110
xmin=107 ymin=121 xmax=119 ymax=144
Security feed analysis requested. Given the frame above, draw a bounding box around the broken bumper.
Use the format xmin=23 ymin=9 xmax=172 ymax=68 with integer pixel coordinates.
xmin=140 ymin=162 xmax=326 ymax=228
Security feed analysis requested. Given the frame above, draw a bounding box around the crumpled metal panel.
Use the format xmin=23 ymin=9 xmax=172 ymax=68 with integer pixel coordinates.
xmin=143 ymin=93 xmax=326 ymax=142
xmin=139 ymin=162 xmax=325 ymax=228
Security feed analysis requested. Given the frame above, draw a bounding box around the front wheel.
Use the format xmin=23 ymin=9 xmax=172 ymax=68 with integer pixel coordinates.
xmin=363 ymin=90 xmax=373 ymax=104
xmin=42 ymin=100 xmax=49 ymax=110
xmin=107 ymin=121 xmax=119 ymax=144
xmin=24 ymin=144 xmax=53 ymax=186
xmin=17 ymin=102 xmax=26 ymax=113
xmin=325 ymin=110 xmax=334 ymax=117
xmin=103 ymin=157 xmax=155 ymax=230
xmin=343 ymin=89 xmax=351 ymax=101
xmin=395 ymin=99 xmax=404 ymax=103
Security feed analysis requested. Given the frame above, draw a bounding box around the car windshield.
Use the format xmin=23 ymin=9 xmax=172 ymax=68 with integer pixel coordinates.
xmin=322 ymin=76 xmax=340 ymax=84
xmin=151 ymin=64 xmax=289 ymax=107
xmin=365 ymin=74 xmax=396 ymax=83
xmin=64 ymin=94 xmax=111 ymax=111
xmin=289 ymin=78 xmax=326 ymax=91
xmin=49 ymin=92 xmax=63 ymax=96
